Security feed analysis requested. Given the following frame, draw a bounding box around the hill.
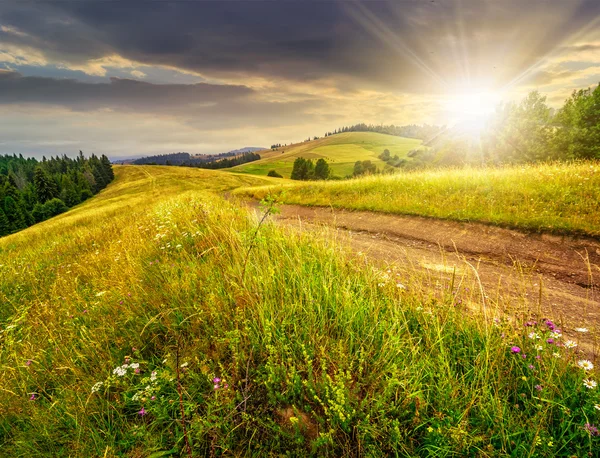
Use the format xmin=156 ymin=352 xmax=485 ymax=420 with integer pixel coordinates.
xmin=230 ymin=132 xmax=422 ymax=178
xmin=1 ymin=165 xmax=598 ymax=455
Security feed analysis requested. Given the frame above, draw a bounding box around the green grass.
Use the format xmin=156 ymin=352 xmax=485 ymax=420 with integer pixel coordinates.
xmin=1 ymin=165 xmax=599 ymax=456
xmin=231 ymin=132 xmax=422 ymax=178
xmin=238 ymin=161 xmax=600 ymax=237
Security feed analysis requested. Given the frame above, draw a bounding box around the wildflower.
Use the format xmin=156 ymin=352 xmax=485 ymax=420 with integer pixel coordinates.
xmin=544 ymin=320 xmax=556 ymax=331
xmin=213 ymin=377 xmax=221 ymax=383
xmin=584 ymin=423 xmax=599 ymax=436
xmin=528 ymin=332 xmax=541 ymax=339
xmin=564 ymin=340 xmax=577 ymax=349
xmin=528 ymin=364 xmax=535 ymax=370
xmin=396 ymin=283 xmax=406 ymax=289
xmin=91 ymin=382 xmax=103 ymax=393
xmin=427 ymin=426 xmax=434 ymax=433
xmin=135 ymin=368 xmax=140 ymax=374
xmin=552 ymin=352 xmax=561 ymax=358
xmin=521 ymin=376 xmax=528 ymax=381
xmin=521 ymin=354 xmax=527 ymax=359
xmin=583 ymin=379 xmax=597 ymax=389
xmin=95 ymin=291 xmax=107 ymax=297
xmin=577 ymin=360 xmax=594 ymax=371
xmin=180 ymin=362 xmax=189 ymax=368
xmin=546 ymin=338 xmax=554 ymax=344
xmin=550 ymin=331 xmax=562 ymax=339
xmin=510 ymin=346 xmax=521 ymax=353
xmin=29 ymin=393 xmax=36 ymax=401
xmin=113 ymin=366 xmax=127 ymax=377
xmin=594 ymin=404 xmax=600 ymax=411
xmin=534 ymin=384 xmax=543 ymax=391
xmin=151 ymin=396 xmax=156 ymax=401
xmin=130 ymin=363 xmax=140 ymax=369
xmin=138 ymin=407 xmax=147 ymax=416
xmin=150 ymin=371 xmax=157 ymax=381
xmin=25 ymin=360 xmax=32 ymax=366
xmin=535 ymin=345 xmax=543 ymax=351
xmin=575 ymin=327 xmax=589 ymax=333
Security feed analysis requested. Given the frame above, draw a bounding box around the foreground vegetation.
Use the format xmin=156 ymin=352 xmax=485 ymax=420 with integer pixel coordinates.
xmin=1 ymin=165 xmax=598 ymax=456
xmin=231 ymin=132 xmax=422 ymax=178
xmin=240 ymin=161 xmax=600 ymax=237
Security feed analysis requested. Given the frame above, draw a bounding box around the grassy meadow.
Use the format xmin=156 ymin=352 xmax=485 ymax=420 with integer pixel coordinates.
xmin=1 ymin=165 xmax=599 ymax=456
xmin=231 ymin=132 xmax=422 ymax=178
xmin=239 ymin=161 xmax=600 ymax=237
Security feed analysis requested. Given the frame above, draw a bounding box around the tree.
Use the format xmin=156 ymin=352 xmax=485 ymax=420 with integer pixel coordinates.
xmin=3 ymin=196 xmax=26 ymax=231
xmin=314 ymin=158 xmax=330 ymax=180
xmin=353 ymin=161 xmax=364 ymax=177
xmin=267 ymin=170 xmax=283 ymax=178
xmin=0 ymin=208 xmax=10 ymax=236
xmin=379 ymin=149 xmax=391 ymax=161
xmin=290 ymin=157 xmax=314 ymax=181
xmin=553 ymin=83 xmax=600 ymax=159
xmin=34 ymin=167 xmax=58 ymax=203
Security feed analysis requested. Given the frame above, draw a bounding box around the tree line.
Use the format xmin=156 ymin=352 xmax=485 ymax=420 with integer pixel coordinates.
xmin=323 ymin=123 xmax=443 ymax=141
xmin=290 ymin=157 xmax=331 ymax=180
xmin=0 ymin=152 xmax=114 ymax=236
xmin=410 ymin=83 xmax=600 ymax=168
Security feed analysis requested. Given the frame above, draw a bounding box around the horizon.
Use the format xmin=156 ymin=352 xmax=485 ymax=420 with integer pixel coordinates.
xmin=1 ymin=0 xmax=599 ymax=159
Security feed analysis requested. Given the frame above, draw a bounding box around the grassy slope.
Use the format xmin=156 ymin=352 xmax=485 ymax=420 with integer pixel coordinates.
xmin=239 ymin=161 xmax=600 ymax=237
xmin=231 ymin=132 xmax=422 ymax=178
xmin=1 ymin=165 xmax=598 ymax=456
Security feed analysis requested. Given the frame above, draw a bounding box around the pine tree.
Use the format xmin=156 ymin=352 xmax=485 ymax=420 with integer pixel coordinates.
xmin=34 ymin=167 xmax=58 ymax=203
xmin=0 ymin=207 xmax=10 ymax=236
xmin=314 ymin=158 xmax=330 ymax=180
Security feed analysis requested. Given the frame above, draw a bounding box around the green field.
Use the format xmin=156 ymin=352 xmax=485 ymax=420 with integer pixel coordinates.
xmin=231 ymin=132 xmax=422 ymax=178
xmin=1 ymin=165 xmax=599 ymax=456
xmin=239 ymin=161 xmax=600 ymax=237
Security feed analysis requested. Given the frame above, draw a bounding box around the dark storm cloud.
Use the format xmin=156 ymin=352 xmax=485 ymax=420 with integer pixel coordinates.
xmin=0 ymin=70 xmax=325 ymax=130
xmin=1 ymin=0 xmax=600 ymax=92
xmin=0 ymin=70 xmax=252 ymax=110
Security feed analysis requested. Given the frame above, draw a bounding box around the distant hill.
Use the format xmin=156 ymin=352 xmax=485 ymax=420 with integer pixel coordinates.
xmin=230 ymin=132 xmax=422 ymax=178
xmin=130 ymin=147 xmax=267 ymax=166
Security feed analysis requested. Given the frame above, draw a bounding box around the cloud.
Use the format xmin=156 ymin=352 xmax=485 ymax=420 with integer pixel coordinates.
xmin=0 ymin=0 xmax=598 ymax=93
xmin=0 ymin=70 xmax=253 ymax=112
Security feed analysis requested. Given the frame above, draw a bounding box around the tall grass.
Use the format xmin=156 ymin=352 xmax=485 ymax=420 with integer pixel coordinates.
xmin=1 ymin=165 xmax=599 ymax=456
xmin=238 ymin=161 xmax=600 ymax=237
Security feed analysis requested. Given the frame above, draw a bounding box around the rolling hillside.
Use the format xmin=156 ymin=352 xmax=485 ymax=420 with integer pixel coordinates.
xmin=2 ymin=165 xmax=598 ymax=455
xmin=231 ymin=132 xmax=422 ymax=178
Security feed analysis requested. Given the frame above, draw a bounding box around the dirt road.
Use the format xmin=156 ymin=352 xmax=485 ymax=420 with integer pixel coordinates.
xmin=271 ymin=204 xmax=600 ymax=352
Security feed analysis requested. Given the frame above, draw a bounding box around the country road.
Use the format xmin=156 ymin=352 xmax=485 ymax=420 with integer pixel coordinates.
xmin=264 ymin=203 xmax=600 ymax=354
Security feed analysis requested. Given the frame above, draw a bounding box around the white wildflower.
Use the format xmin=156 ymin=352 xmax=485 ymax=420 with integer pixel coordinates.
xmin=564 ymin=340 xmax=578 ymax=349
xmin=113 ymin=366 xmax=127 ymax=377
xmin=180 ymin=362 xmax=189 ymax=368
xmin=577 ymin=360 xmax=594 ymax=371
xmin=150 ymin=371 xmax=157 ymax=381
xmin=583 ymin=379 xmax=597 ymax=389
xmin=575 ymin=327 xmax=589 ymax=333
xmin=550 ymin=331 xmax=562 ymax=339
xmin=528 ymin=332 xmax=541 ymax=340
xmin=130 ymin=362 xmax=139 ymax=369
xmin=91 ymin=382 xmax=103 ymax=393
xmin=552 ymin=352 xmax=561 ymax=358
xmin=95 ymin=291 xmax=107 ymax=297
xmin=535 ymin=345 xmax=543 ymax=351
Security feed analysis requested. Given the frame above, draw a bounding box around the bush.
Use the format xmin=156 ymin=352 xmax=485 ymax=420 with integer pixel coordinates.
xmin=267 ymin=170 xmax=283 ymax=178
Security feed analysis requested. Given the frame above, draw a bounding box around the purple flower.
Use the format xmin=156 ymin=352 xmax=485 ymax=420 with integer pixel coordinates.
xmin=151 ymin=396 xmax=156 ymax=401
xmin=528 ymin=364 xmax=535 ymax=370
xmin=213 ymin=377 xmax=221 ymax=383
xmin=134 ymin=368 xmax=140 ymax=374
xmin=29 ymin=394 xmax=36 ymax=401
xmin=521 ymin=354 xmax=527 ymax=359
xmin=535 ymin=355 xmax=541 ymax=360
xmin=25 ymin=360 xmax=32 ymax=366
xmin=214 ymin=384 xmax=220 ymax=390
xmin=511 ymin=346 xmax=521 ymax=353
xmin=546 ymin=338 xmax=554 ymax=344
xmin=138 ymin=407 xmax=146 ymax=416
xmin=544 ymin=319 xmax=555 ymax=331
xmin=584 ymin=423 xmax=599 ymax=436
xmin=534 ymin=385 xmax=543 ymax=391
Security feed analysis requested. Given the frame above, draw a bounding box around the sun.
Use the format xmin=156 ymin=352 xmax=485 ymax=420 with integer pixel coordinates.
xmin=442 ymin=89 xmax=503 ymax=134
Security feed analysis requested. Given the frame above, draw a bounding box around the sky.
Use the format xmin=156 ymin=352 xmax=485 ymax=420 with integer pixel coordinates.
xmin=1 ymin=0 xmax=600 ymax=159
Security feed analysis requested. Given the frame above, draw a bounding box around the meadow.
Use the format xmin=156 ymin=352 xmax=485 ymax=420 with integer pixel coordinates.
xmin=239 ymin=161 xmax=600 ymax=238
xmin=231 ymin=132 xmax=422 ymax=178
xmin=1 ymin=165 xmax=599 ymax=456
